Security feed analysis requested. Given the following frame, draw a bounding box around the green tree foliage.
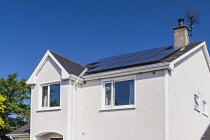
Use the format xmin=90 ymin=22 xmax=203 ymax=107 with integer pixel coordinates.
xmin=0 ymin=73 xmax=30 ymax=139
xmin=0 ymin=94 xmax=6 ymax=127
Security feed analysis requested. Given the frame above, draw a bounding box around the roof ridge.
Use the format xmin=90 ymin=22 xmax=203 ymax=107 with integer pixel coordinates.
xmin=49 ymin=50 xmax=85 ymax=68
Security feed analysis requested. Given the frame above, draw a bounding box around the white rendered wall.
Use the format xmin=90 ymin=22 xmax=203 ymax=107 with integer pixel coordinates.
xmin=75 ymin=71 xmax=165 ymax=140
xmin=168 ymin=47 xmax=210 ymax=140
xmin=30 ymin=57 xmax=71 ymax=140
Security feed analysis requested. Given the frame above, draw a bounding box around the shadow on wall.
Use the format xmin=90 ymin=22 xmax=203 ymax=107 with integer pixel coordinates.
xmin=201 ymin=124 xmax=210 ymax=140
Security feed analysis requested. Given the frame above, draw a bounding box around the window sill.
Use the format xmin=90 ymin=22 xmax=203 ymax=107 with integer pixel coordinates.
xmin=203 ymin=113 xmax=208 ymax=117
xmin=194 ymin=107 xmax=200 ymax=112
xmin=37 ymin=107 xmax=61 ymax=112
xmin=100 ymin=105 xmax=136 ymax=111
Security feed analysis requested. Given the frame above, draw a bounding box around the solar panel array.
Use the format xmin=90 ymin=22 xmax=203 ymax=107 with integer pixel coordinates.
xmin=86 ymin=46 xmax=176 ymax=74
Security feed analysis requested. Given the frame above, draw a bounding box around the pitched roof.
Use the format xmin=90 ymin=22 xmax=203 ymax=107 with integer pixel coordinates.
xmin=201 ymin=124 xmax=210 ymax=140
xmin=8 ymin=123 xmax=30 ymax=135
xmin=85 ymin=41 xmax=204 ymax=75
xmin=162 ymin=41 xmax=204 ymax=63
xmin=49 ymin=50 xmax=86 ymax=77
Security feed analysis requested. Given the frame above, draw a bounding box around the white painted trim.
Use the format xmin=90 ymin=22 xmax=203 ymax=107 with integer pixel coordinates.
xmin=194 ymin=93 xmax=200 ymax=112
xmin=84 ymin=62 xmax=172 ymax=81
xmin=71 ymin=79 xmax=79 ymax=140
xmin=171 ymin=42 xmax=210 ymax=72
xmin=202 ymin=100 xmax=208 ymax=116
xmin=38 ymin=82 xmax=61 ymax=111
xmin=27 ymin=50 xmax=69 ymax=85
xmin=69 ymin=74 xmax=83 ymax=83
xmin=79 ymin=68 xmax=88 ymax=77
xmin=6 ymin=134 xmax=30 ymax=136
xmin=101 ymin=75 xmax=136 ymax=83
xmin=37 ymin=108 xmax=61 ymax=112
xmin=38 ymin=80 xmax=61 ymax=85
xmin=47 ymin=51 xmax=69 ymax=80
xmin=164 ymin=69 xmax=169 ymax=140
xmin=201 ymin=42 xmax=210 ymax=71
xmin=6 ymin=134 xmax=30 ymax=139
xmin=100 ymin=105 xmax=136 ymax=111
xmin=35 ymin=131 xmax=64 ymax=137
xmin=30 ymin=85 xmax=33 ymax=140
xmin=170 ymin=42 xmax=205 ymax=65
xmin=66 ymin=80 xmax=71 ymax=140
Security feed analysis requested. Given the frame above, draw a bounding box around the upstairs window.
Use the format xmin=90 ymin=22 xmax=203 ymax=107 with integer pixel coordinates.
xmin=42 ymin=83 xmax=60 ymax=107
xmin=104 ymin=79 xmax=135 ymax=108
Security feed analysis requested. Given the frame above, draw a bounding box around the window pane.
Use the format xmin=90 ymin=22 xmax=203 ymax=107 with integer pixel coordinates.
xmin=50 ymin=84 xmax=60 ymax=107
xmin=115 ymin=80 xmax=134 ymax=106
xmin=105 ymin=83 xmax=112 ymax=106
xmin=194 ymin=95 xmax=199 ymax=106
xmin=42 ymin=86 xmax=48 ymax=107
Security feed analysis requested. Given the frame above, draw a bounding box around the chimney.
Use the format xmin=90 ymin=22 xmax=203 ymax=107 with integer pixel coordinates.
xmin=173 ymin=19 xmax=189 ymax=50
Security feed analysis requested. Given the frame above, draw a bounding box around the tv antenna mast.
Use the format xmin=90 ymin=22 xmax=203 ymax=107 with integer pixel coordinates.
xmin=186 ymin=8 xmax=200 ymax=36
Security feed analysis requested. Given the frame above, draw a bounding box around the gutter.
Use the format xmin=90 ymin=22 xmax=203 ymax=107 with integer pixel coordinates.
xmin=69 ymin=74 xmax=83 ymax=83
xmin=6 ymin=133 xmax=30 ymax=139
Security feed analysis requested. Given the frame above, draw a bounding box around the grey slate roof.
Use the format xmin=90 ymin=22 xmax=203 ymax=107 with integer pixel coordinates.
xmin=49 ymin=50 xmax=86 ymax=77
xmin=85 ymin=41 xmax=204 ymax=75
xmin=162 ymin=41 xmax=204 ymax=63
xmin=201 ymin=124 xmax=210 ymax=140
xmin=8 ymin=123 xmax=30 ymax=135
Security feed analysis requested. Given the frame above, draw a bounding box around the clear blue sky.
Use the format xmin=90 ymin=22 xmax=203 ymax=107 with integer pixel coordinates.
xmin=0 ymin=0 xmax=210 ymax=79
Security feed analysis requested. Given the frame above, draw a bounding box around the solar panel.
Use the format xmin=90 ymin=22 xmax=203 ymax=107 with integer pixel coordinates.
xmin=87 ymin=45 xmax=175 ymax=74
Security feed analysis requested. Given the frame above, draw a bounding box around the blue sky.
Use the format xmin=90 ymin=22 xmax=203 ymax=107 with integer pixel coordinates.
xmin=0 ymin=0 xmax=210 ymax=79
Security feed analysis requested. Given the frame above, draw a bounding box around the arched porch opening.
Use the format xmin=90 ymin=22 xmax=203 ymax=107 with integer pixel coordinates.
xmin=36 ymin=131 xmax=63 ymax=140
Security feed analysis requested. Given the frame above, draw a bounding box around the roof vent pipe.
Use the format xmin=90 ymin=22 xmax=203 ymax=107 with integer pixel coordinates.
xmin=178 ymin=19 xmax=185 ymax=26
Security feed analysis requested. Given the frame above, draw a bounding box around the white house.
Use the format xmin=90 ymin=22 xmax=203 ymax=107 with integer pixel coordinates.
xmin=25 ymin=20 xmax=210 ymax=140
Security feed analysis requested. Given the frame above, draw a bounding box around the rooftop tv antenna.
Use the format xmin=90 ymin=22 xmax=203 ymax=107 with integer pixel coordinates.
xmin=186 ymin=8 xmax=200 ymax=36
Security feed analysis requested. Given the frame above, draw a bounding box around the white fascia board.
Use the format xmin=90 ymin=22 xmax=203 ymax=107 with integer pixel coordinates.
xmin=26 ymin=50 xmax=70 ymax=85
xmin=201 ymin=42 xmax=210 ymax=71
xmin=48 ymin=52 xmax=69 ymax=80
xmin=27 ymin=50 xmax=50 ymax=85
xmin=79 ymin=68 xmax=88 ymax=77
xmin=69 ymin=74 xmax=83 ymax=83
xmin=170 ymin=41 xmax=210 ymax=71
xmin=83 ymin=62 xmax=173 ymax=81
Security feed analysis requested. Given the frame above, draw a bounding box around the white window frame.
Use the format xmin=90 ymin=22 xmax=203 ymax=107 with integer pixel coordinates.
xmin=202 ymin=100 xmax=208 ymax=116
xmin=194 ymin=94 xmax=200 ymax=111
xmin=38 ymin=81 xmax=61 ymax=111
xmin=101 ymin=75 xmax=136 ymax=111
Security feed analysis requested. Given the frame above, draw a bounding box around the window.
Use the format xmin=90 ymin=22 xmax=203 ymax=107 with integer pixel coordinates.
xmin=42 ymin=83 xmax=60 ymax=107
xmin=104 ymin=79 xmax=135 ymax=108
xmin=203 ymin=100 xmax=208 ymax=115
xmin=194 ymin=94 xmax=199 ymax=111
